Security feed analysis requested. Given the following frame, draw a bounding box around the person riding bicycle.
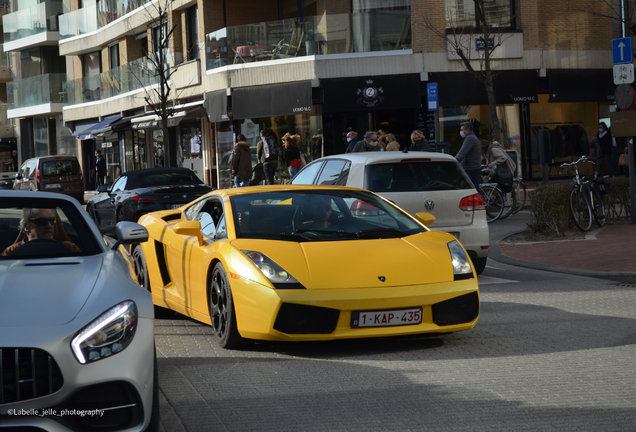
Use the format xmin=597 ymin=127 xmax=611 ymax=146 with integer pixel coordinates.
xmin=481 ymin=140 xmax=516 ymax=176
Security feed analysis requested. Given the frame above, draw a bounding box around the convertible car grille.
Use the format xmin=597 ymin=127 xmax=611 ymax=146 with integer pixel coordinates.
xmin=0 ymin=348 xmax=63 ymax=405
xmin=432 ymin=292 xmax=480 ymax=326
xmin=274 ymin=303 xmax=340 ymax=334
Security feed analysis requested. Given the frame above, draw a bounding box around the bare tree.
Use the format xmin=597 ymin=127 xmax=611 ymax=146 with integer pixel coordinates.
xmin=122 ymin=0 xmax=179 ymax=167
xmin=424 ymin=0 xmax=515 ymax=143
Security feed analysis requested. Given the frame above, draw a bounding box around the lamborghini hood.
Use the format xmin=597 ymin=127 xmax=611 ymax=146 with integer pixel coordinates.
xmin=232 ymin=231 xmax=458 ymax=289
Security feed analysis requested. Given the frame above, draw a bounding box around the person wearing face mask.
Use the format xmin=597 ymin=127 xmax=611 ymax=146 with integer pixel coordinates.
xmin=351 ymin=131 xmax=382 ymax=153
xmin=595 ymin=121 xmax=617 ymax=178
xmin=407 ymin=130 xmax=429 ymax=152
xmin=455 ymin=121 xmax=482 ymax=193
xmin=345 ymin=131 xmax=359 ymax=153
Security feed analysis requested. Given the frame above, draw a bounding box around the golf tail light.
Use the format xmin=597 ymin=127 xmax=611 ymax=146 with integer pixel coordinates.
xmin=459 ymin=193 xmax=485 ymax=211
xmin=71 ymin=301 xmax=137 ymax=364
xmin=242 ymin=250 xmax=299 ymax=284
xmin=448 ymin=240 xmax=474 ymax=280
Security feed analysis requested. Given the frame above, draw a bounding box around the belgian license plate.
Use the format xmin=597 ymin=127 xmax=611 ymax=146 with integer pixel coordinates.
xmin=45 ymin=184 xmax=61 ymax=189
xmin=351 ymin=307 xmax=422 ymax=328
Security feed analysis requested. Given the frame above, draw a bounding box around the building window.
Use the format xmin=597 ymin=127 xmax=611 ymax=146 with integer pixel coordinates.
xmin=109 ymin=43 xmax=119 ymax=70
xmin=187 ymin=6 xmax=199 ymax=61
xmin=445 ymin=0 xmax=515 ymax=29
xmin=152 ymin=23 xmax=169 ymax=65
xmin=353 ymin=0 xmax=410 ymax=12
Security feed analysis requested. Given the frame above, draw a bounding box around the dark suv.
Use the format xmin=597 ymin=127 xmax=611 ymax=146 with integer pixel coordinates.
xmin=13 ymin=155 xmax=84 ymax=204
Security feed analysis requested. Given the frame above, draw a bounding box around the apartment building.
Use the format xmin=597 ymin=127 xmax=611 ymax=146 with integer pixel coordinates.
xmin=42 ymin=0 xmax=622 ymax=189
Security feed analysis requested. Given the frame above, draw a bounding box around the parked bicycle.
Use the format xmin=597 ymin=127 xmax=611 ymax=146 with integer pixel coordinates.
xmin=559 ymin=156 xmax=606 ymax=232
xmin=480 ymin=166 xmax=516 ymax=222
xmin=512 ymin=177 xmax=527 ymax=214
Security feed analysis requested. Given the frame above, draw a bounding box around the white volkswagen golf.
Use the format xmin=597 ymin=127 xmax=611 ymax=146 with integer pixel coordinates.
xmin=291 ymin=152 xmax=490 ymax=274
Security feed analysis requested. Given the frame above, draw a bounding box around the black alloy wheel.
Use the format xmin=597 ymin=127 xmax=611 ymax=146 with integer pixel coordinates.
xmin=209 ymin=262 xmax=244 ymax=349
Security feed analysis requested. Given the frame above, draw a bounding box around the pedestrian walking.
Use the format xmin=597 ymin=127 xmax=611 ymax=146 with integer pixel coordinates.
xmin=95 ymin=150 xmax=106 ymax=189
xmin=595 ymin=121 xmax=617 ymax=177
xmin=257 ymin=129 xmax=279 ymax=185
xmin=282 ymin=133 xmax=302 ymax=179
xmin=455 ymin=122 xmax=482 ymax=193
xmin=232 ymin=134 xmax=253 ymax=187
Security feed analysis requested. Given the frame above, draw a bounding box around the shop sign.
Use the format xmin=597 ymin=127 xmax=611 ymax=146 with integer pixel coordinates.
xmin=475 ymin=38 xmax=495 ymax=51
xmin=101 ymin=142 xmax=112 ymax=148
xmin=356 ymin=79 xmax=384 ymax=108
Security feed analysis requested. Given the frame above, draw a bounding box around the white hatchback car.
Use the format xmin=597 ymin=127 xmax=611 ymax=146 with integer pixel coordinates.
xmin=291 ymin=152 xmax=490 ymax=274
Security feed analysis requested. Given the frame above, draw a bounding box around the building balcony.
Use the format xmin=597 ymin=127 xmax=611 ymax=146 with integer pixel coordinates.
xmin=7 ymin=73 xmax=66 ymax=118
xmin=65 ymin=57 xmax=159 ymax=106
xmin=2 ymin=0 xmax=66 ymax=52
xmin=58 ymin=2 xmax=97 ymax=39
xmin=205 ymin=10 xmax=412 ymax=70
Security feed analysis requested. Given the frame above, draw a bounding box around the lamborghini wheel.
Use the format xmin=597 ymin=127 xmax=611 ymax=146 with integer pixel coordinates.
xmin=209 ymin=262 xmax=244 ymax=349
xmin=132 ymin=246 xmax=174 ymax=319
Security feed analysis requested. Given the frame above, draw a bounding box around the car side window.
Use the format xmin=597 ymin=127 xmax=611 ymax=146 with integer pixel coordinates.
xmin=316 ymin=160 xmax=348 ymax=185
xmin=196 ymin=198 xmax=225 ymax=240
xmin=291 ymin=161 xmax=323 ymax=185
xmin=214 ymin=215 xmax=227 ymax=239
xmin=27 ymin=161 xmax=37 ymax=178
xmin=111 ymin=176 xmax=127 ymax=192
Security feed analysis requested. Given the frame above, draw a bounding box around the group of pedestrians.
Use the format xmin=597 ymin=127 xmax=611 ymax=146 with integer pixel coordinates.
xmin=345 ymin=129 xmax=433 ymax=153
xmin=231 ymin=129 xmax=304 ymax=187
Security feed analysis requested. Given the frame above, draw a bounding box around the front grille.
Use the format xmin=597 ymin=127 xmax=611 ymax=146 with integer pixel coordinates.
xmin=0 ymin=348 xmax=63 ymax=405
xmin=432 ymin=292 xmax=480 ymax=326
xmin=274 ymin=303 xmax=340 ymax=334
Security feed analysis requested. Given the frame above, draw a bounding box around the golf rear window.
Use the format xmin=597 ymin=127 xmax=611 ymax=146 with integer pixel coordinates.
xmin=364 ymin=161 xmax=473 ymax=192
xmin=42 ymin=160 xmax=80 ymax=177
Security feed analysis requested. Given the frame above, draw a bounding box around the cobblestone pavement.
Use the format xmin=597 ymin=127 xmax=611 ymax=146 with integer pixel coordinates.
xmin=154 ymin=262 xmax=636 ymax=432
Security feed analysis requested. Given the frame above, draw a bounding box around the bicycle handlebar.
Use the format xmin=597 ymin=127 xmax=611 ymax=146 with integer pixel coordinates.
xmin=559 ymin=156 xmax=595 ymax=169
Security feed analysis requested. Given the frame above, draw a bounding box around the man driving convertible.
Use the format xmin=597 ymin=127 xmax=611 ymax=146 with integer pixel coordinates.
xmin=1 ymin=207 xmax=81 ymax=256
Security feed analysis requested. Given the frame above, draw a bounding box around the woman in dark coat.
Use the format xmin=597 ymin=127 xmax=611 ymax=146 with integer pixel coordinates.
xmin=595 ymin=121 xmax=617 ymax=177
xmin=232 ymin=134 xmax=253 ymax=187
xmin=282 ymin=133 xmax=302 ymax=179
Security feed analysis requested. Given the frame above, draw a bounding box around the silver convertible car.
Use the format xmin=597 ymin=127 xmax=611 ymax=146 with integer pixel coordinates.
xmin=0 ymin=191 xmax=158 ymax=431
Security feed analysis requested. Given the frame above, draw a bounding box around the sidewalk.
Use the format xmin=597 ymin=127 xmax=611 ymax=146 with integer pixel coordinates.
xmin=488 ymin=210 xmax=636 ymax=284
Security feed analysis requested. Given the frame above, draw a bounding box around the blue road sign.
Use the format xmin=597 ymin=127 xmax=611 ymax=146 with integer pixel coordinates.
xmin=612 ymin=37 xmax=633 ymax=64
xmin=427 ymin=83 xmax=438 ymax=111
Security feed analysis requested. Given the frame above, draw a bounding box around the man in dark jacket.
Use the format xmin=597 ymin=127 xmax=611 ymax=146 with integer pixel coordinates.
xmin=345 ymin=131 xmax=359 ymax=153
xmin=257 ymin=129 xmax=279 ymax=185
xmin=455 ymin=122 xmax=482 ymax=193
xmin=351 ymin=131 xmax=382 ymax=152
xmin=232 ymin=134 xmax=253 ymax=187
xmin=95 ymin=150 xmax=106 ymax=189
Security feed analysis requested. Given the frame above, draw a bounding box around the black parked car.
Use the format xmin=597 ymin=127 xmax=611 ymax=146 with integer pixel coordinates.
xmin=87 ymin=167 xmax=214 ymax=234
xmin=0 ymin=172 xmax=17 ymax=190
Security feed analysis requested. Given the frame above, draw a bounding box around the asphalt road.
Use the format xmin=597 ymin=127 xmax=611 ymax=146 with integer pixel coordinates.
xmin=154 ymin=258 xmax=636 ymax=431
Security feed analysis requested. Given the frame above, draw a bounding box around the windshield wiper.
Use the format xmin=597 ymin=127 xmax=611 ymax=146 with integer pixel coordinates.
xmin=355 ymin=228 xmax=409 ymax=239
xmin=278 ymin=233 xmax=315 ymax=242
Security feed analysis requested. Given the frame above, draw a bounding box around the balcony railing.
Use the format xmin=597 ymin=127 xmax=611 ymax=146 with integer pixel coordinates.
xmin=7 ymin=73 xmax=66 ymax=110
xmin=58 ymin=0 xmax=147 ymax=39
xmin=3 ymin=0 xmax=66 ymax=43
xmin=59 ymin=2 xmax=97 ymax=39
xmin=205 ymin=10 xmax=412 ymax=70
xmin=0 ymin=44 xmax=11 ymax=67
xmin=65 ymin=57 xmax=159 ymax=106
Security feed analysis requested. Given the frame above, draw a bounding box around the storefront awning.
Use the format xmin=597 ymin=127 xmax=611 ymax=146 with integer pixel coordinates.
xmin=205 ymin=90 xmax=229 ymax=123
xmin=321 ymin=74 xmax=421 ymax=113
xmin=232 ymin=81 xmax=313 ymax=120
xmin=73 ymin=116 xmax=122 ymax=139
xmin=548 ymin=69 xmax=615 ymax=103
xmin=429 ymin=70 xmax=539 ymax=106
xmin=131 ymin=112 xmax=187 ymax=130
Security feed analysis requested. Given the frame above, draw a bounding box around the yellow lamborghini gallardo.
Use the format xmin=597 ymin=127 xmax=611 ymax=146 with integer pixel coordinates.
xmin=133 ymin=185 xmax=479 ymax=348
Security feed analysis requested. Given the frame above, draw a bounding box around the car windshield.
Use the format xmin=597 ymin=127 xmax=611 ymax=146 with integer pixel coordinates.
xmin=136 ymin=171 xmax=202 ymax=187
xmin=0 ymin=198 xmax=102 ymax=259
xmin=231 ymin=190 xmax=425 ymax=241
xmin=364 ymin=161 xmax=473 ymax=192
xmin=41 ymin=159 xmax=80 ymax=177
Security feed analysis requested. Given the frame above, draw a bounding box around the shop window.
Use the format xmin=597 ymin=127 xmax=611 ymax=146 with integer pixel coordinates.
xmin=445 ymin=0 xmax=515 ymax=30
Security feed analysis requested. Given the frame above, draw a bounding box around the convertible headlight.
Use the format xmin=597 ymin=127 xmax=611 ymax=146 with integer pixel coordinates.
xmin=71 ymin=301 xmax=137 ymax=364
xmin=242 ymin=250 xmax=304 ymax=289
xmin=448 ymin=240 xmax=474 ymax=280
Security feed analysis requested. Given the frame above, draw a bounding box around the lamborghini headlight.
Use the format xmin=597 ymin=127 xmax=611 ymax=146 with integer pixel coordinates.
xmin=242 ymin=250 xmax=302 ymax=288
xmin=71 ymin=301 xmax=137 ymax=364
xmin=448 ymin=240 xmax=474 ymax=280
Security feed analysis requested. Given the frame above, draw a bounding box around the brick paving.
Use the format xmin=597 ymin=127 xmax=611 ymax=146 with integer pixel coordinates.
xmin=499 ymin=223 xmax=636 ymax=273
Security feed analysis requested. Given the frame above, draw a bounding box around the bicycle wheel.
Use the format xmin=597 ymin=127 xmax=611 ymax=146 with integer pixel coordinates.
xmin=590 ymin=187 xmax=606 ymax=227
xmin=512 ymin=179 xmax=527 ymax=214
xmin=569 ymin=188 xmax=592 ymax=232
xmin=499 ymin=190 xmax=516 ymax=220
xmin=482 ymin=185 xmax=504 ymax=223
